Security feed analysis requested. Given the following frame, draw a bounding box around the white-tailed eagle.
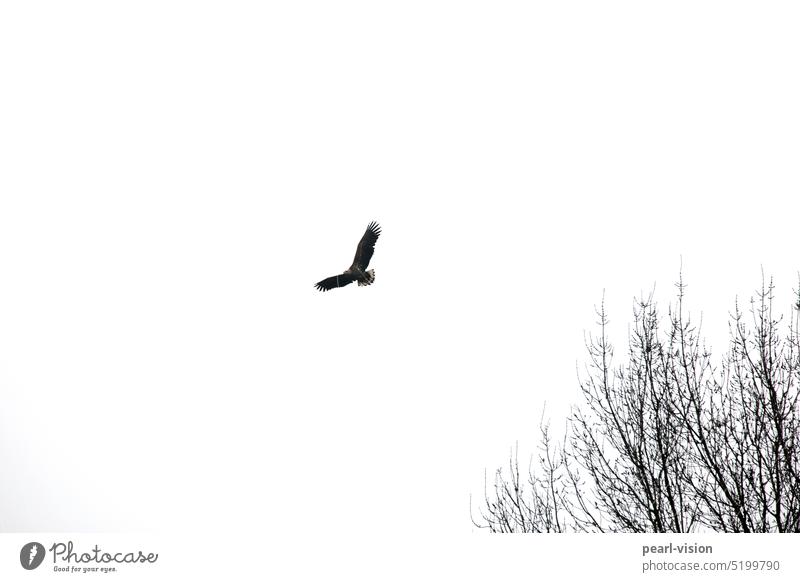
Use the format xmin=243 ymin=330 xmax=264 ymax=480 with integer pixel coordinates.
xmin=315 ymin=221 xmax=382 ymax=292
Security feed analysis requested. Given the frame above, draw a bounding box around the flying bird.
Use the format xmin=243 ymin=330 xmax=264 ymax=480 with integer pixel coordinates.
xmin=315 ymin=221 xmax=382 ymax=292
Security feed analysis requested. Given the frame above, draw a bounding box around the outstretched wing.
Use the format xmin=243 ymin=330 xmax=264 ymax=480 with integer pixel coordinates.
xmin=352 ymin=221 xmax=381 ymax=270
xmin=315 ymin=272 xmax=356 ymax=292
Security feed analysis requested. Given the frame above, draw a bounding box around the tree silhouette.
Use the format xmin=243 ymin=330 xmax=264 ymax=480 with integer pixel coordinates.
xmin=472 ymin=273 xmax=800 ymax=532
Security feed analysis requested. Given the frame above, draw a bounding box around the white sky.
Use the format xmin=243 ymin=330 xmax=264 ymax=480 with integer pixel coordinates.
xmin=1 ymin=0 xmax=800 ymax=576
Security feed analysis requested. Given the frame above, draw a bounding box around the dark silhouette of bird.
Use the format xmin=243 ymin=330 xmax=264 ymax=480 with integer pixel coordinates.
xmin=315 ymin=222 xmax=382 ymax=292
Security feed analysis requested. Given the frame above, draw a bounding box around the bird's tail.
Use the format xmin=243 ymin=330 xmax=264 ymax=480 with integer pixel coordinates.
xmin=358 ymin=269 xmax=375 ymax=286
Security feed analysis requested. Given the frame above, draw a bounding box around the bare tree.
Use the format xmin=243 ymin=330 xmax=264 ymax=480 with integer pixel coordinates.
xmin=473 ymin=273 xmax=800 ymax=532
xmin=471 ymin=421 xmax=568 ymax=533
xmin=677 ymin=276 xmax=800 ymax=532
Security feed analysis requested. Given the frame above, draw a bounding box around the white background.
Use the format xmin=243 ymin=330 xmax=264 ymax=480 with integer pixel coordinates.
xmin=1 ymin=0 xmax=799 ymax=579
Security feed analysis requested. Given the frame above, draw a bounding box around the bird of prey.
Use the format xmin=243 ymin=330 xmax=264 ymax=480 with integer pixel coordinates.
xmin=315 ymin=221 xmax=382 ymax=292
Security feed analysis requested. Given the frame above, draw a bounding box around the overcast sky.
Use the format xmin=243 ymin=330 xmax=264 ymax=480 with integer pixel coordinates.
xmin=1 ymin=0 xmax=800 ymax=577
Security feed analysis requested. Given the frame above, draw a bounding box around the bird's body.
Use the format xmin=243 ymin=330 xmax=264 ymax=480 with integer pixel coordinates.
xmin=315 ymin=222 xmax=381 ymax=292
xmin=346 ymin=264 xmax=375 ymax=286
